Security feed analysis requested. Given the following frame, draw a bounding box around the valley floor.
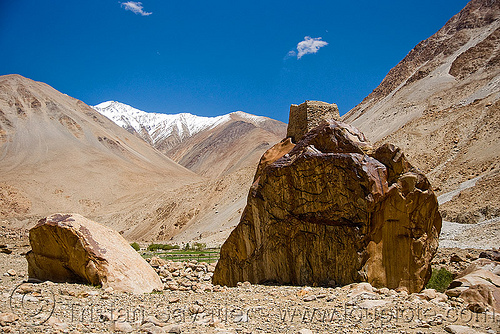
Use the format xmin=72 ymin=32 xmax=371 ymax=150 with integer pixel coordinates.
xmin=0 ymin=227 xmax=498 ymax=334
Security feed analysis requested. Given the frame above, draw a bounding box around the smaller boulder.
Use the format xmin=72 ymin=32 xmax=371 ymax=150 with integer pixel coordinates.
xmin=26 ymin=213 xmax=163 ymax=294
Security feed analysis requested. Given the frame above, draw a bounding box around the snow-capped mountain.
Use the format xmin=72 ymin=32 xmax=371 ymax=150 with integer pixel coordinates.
xmin=93 ymin=101 xmax=231 ymax=146
xmin=93 ymin=101 xmax=274 ymax=151
xmin=93 ymin=100 xmax=287 ymax=178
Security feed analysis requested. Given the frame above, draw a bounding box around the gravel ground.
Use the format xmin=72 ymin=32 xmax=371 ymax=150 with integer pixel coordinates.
xmin=0 ymin=227 xmax=499 ymax=334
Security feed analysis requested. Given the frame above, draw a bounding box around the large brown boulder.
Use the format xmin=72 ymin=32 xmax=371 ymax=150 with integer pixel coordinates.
xmin=26 ymin=213 xmax=163 ymax=294
xmin=213 ymin=120 xmax=441 ymax=293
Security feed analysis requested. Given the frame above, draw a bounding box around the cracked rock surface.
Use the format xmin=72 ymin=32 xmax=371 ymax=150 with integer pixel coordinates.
xmin=214 ymin=121 xmax=442 ymax=293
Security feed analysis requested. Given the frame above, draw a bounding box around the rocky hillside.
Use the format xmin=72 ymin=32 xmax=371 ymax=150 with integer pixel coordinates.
xmin=342 ymin=0 xmax=500 ymax=224
xmin=0 ymin=74 xmax=201 ymax=221
xmin=94 ymin=101 xmax=286 ymax=179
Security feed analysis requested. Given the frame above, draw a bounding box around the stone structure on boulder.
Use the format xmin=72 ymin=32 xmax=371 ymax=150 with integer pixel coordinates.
xmin=213 ymin=105 xmax=441 ymax=293
xmin=26 ymin=213 xmax=163 ymax=294
xmin=286 ymin=100 xmax=340 ymax=143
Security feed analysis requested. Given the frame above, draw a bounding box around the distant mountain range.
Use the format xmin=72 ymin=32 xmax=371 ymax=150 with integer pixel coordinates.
xmin=93 ymin=101 xmax=286 ymax=178
xmin=0 ymin=76 xmax=286 ymax=244
xmin=93 ymin=101 xmax=231 ymax=149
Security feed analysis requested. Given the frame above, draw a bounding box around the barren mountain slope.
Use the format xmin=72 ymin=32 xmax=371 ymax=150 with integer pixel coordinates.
xmin=94 ymin=102 xmax=287 ymax=179
xmin=342 ymin=0 xmax=500 ymax=223
xmin=0 ymin=75 xmax=285 ymax=244
xmin=170 ymin=112 xmax=286 ymax=178
xmin=0 ymin=74 xmax=201 ymax=224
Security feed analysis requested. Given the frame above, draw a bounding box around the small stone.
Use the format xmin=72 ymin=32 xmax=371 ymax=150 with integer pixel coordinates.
xmin=445 ymin=324 xmax=481 ymax=334
xmin=209 ymin=317 xmax=224 ymax=328
xmin=446 ymin=287 xmax=467 ymax=297
xmin=0 ymin=248 xmax=12 ymax=254
xmin=144 ymin=315 xmax=166 ymax=327
xmin=467 ymin=302 xmax=487 ymax=313
xmin=0 ymin=312 xmax=18 ymax=326
xmin=450 ymin=254 xmax=464 ymax=263
xmin=141 ymin=322 xmax=165 ymax=334
xmin=6 ymin=269 xmax=16 ymax=276
xmin=112 ymin=320 xmax=134 ymax=332
xmin=77 ymin=291 xmax=89 ymax=298
xmin=188 ymin=304 xmax=203 ymax=314
xmin=358 ymin=299 xmax=389 ymax=309
xmin=47 ymin=317 xmax=69 ymax=332
xmin=59 ymin=288 xmax=76 ymax=296
xmin=165 ymin=324 xmax=182 ymax=334
xmin=421 ymin=288 xmax=437 ymax=300
xmin=303 ymin=295 xmax=317 ymax=302
xmin=298 ymin=329 xmax=313 ymax=334
xmin=431 ymin=292 xmax=448 ymax=303
xmin=17 ymin=283 xmax=35 ymax=294
xmin=168 ymin=296 xmax=180 ymax=303
xmin=297 ymin=287 xmax=312 ymax=297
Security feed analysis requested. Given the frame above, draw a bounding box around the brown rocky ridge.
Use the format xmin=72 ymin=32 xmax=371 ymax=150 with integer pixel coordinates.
xmin=214 ymin=113 xmax=441 ymax=293
xmin=342 ymin=0 xmax=500 ymax=225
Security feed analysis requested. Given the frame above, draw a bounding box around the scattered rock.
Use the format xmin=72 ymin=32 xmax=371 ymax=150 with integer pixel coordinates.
xmin=149 ymin=256 xmax=167 ymax=268
xmin=144 ymin=315 xmax=167 ymax=327
xmin=450 ymin=254 xmax=464 ymax=262
xmin=6 ymin=269 xmax=16 ymax=276
xmin=447 ymin=257 xmax=500 ymax=312
xmin=303 ymin=295 xmax=317 ymax=302
xmin=358 ymin=299 xmax=389 ymax=309
xmin=165 ymin=324 xmax=182 ymax=334
xmin=59 ymin=288 xmax=76 ymax=296
xmin=26 ymin=213 xmax=163 ymax=293
xmin=445 ymin=324 xmax=485 ymax=334
xmin=47 ymin=317 xmax=69 ymax=332
xmin=420 ymin=288 xmax=437 ymax=300
xmin=112 ymin=320 xmax=134 ymax=333
xmin=479 ymin=250 xmax=500 ymax=262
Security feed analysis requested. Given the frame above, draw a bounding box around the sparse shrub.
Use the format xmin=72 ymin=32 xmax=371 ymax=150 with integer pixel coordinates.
xmin=130 ymin=242 xmax=140 ymax=251
xmin=426 ymin=267 xmax=453 ymax=292
xmin=183 ymin=243 xmax=190 ymax=251
xmin=147 ymin=243 xmax=180 ymax=252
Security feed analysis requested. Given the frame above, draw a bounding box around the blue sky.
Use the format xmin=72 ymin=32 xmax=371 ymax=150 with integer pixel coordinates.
xmin=0 ymin=0 xmax=469 ymax=122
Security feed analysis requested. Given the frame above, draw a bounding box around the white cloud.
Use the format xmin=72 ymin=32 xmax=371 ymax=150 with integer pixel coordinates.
xmin=291 ymin=36 xmax=328 ymax=59
xmin=121 ymin=1 xmax=152 ymax=16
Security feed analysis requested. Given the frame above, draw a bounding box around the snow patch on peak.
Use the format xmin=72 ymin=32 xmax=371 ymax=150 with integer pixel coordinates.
xmin=230 ymin=111 xmax=268 ymax=124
